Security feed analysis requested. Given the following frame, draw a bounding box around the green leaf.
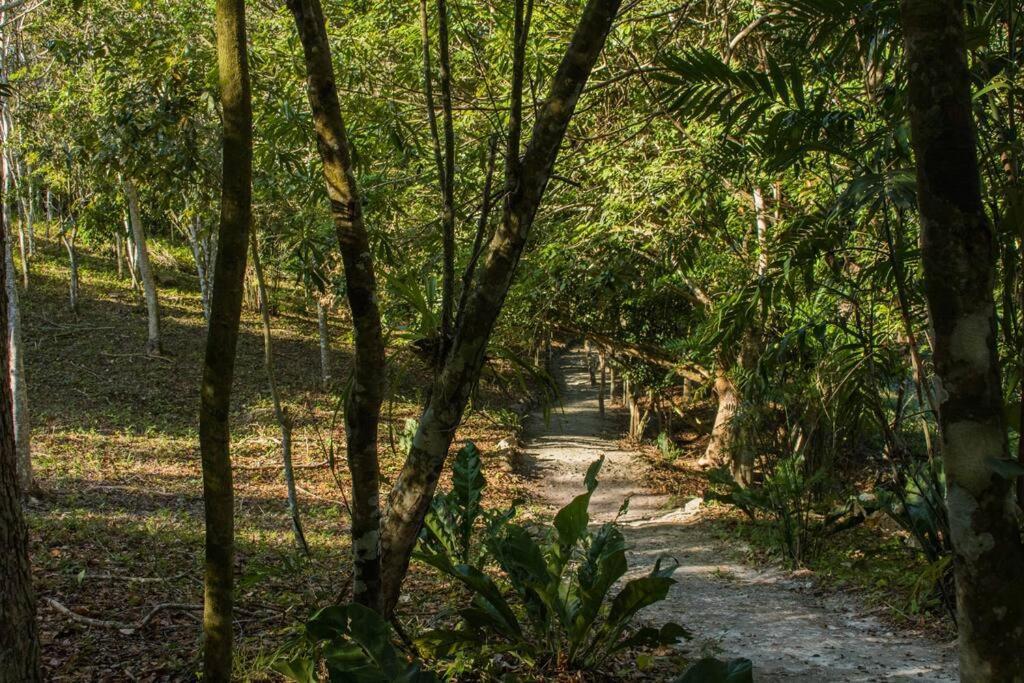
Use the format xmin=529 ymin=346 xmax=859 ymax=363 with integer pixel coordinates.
xmin=272 ymin=657 xmax=316 ymax=683
xmin=675 ymin=657 xmax=753 ymax=683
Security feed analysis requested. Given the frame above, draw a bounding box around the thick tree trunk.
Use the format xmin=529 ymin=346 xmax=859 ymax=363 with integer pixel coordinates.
xmin=700 ymin=367 xmax=739 ymax=471
xmin=200 ymin=0 xmax=252 ymax=678
xmin=0 ymin=164 xmax=41 ymax=682
xmin=316 ymin=297 xmax=331 ymax=387
xmin=378 ymin=0 xmax=622 ymax=616
xmin=901 ymin=0 xmax=1024 ymax=678
xmin=286 ymin=0 xmax=387 ymax=611
xmin=123 ymin=179 xmax=162 ymax=355
xmin=251 ymin=232 xmax=308 ymax=555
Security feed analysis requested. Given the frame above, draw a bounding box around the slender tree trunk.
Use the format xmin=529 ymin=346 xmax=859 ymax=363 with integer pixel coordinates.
xmin=0 ymin=156 xmax=29 ymax=493
xmin=585 ymin=339 xmax=596 ymax=385
xmin=123 ymin=179 xmax=162 ymax=355
xmin=0 ymin=160 xmax=41 ymax=682
xmin=187 ymin=216 xmax=213 ymax=321
xmin=251 ymin=232 xmax=309 ymax=555
xmin=24 ymin=180 xmax=33 ymax=256
xmin=62 ymin=225 xmax=78 ymax=314
xmin=16 ymin=202 xmax=27 ymax=289
xmin=598 ymin=351 xmax=606 ymax=417
xmin=316 ymin=297 xmax=331 ymax=387
xmin=114 ymin=233 xmax=124 ymax=280
xmin=379 ymin=0 xmax=621 ymax=616
xmin=287 ymin=0 xmax=386 ymax=611
xmin=124 ymin=216 xmax=140 ymax=291
xmin=902 ymin=0 xmax=1024 ymax=678
xmin=200 ymin=0 xmax=252 ymax=677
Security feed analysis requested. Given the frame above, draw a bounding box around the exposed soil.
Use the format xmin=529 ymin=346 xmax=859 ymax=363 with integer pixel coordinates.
xmin=522 ymin=350 xmax=958 ymax=682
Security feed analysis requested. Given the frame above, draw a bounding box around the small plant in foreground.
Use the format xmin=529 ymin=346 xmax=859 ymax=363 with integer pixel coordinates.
xmin=415 ymin=456 xmax=689 ymax=676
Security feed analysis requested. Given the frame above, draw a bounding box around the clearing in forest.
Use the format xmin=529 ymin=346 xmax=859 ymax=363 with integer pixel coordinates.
xmin=523 ymin=350 xmax=958 ymax=682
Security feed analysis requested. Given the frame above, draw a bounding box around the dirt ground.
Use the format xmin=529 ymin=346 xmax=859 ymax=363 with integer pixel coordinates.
xmin=522 ymin=350 xmax=959 ymax=682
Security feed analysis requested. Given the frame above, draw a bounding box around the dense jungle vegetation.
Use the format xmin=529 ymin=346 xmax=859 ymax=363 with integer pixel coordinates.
xmin=1 ymin=0 xmax=1022 ymax=680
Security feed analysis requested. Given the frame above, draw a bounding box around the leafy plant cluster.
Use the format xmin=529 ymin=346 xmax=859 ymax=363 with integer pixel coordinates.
xmin=277 ymin=444 xmax=751 ymax=681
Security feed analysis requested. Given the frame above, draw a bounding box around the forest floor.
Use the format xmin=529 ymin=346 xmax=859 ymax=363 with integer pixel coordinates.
xmin=522 ymin=349 xmax=959 ymax=682
xmin=22 ymin=237 xmax=529 ymax=681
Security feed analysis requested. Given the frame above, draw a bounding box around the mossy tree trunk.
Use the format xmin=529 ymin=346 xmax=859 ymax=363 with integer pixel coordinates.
xmin=199 ymin=0 xmax=252 ymax=678
xmin=378 ymin=0 xmax=622 ymax=616
xmin=901 ymin=0 xmax=1024 ymax=678
xmin=286 ymin=0 xmax=387 ymax=612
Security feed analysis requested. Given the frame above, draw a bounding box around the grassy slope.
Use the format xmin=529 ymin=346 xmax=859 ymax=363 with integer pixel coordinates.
xmin=22 ymin=235 xmax=528 ymax=681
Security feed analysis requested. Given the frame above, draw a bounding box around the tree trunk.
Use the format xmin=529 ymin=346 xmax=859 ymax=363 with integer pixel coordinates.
xmin=123 ymin=179 xmax=162 ymax=355
xmin=124 ymin=216 xmax=140 ymax=291
xmin=251 ymin=232 xmax=309 ymax=555
xmin=16 ymin=203 xmax=27 ymax=289
xmin=287 ymin=0 xmax=387 ymax=611
xmin=316 ymin=297 xmax=331 ymax=387
xmin=200 ymin=0 xmax=252 ymax=677
xmin=700 ymin=367 xmax=739 ymax=471
xmin=114 ymin=233 xmax=124 ymax=280
xmin=0 ymin=159 xmax=41 ymax=682
xmin=187 ymin=216 xmax=214 ymax=322
xmin=901 ymin=0 xmax=1024 ymax=677
xmin=377 ymin=0 xmax=622 ymax=617
xmin=598 ymin=351 xmax=606 ymax=417
xmin=585 ymin=339 xmax=596 ymax=386
xmin=63 ymin=225 xmax=78 ymax=314
xmin=0 ymin=155 xmax=29 ymax=493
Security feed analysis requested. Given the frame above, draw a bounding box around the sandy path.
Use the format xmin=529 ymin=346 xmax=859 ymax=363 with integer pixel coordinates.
xmin=522 ymin=350 xmax=958 ymax=682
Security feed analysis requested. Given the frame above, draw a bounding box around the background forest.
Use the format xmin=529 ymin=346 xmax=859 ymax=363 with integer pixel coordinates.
xmin=0 ymin=0 xmax=1021 ymax=680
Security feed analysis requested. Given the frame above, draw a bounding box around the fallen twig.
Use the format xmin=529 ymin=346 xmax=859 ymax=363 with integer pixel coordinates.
xmin=44 ymin=598 xmax=202 ymax=634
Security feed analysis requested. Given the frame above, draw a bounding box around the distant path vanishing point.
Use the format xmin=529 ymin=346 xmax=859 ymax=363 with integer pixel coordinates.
xmin=521 ymin=349 xmax=958 ymax=682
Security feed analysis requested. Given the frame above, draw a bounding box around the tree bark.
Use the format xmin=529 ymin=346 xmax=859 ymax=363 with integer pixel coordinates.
xmin=251 ymin=232 xmax=308 ymax=555
xmin=700 ymin=367 xmax=739 ymax=471
xmin=0 ymin=158 xmax=41 ymax=682
xmin=200 ymin=0 xmax=252 ymax=677
xmin=598 ymin=351 xmax=606 ymax=417
xmin=62 ymin=223 xmax=78 ymax=314
xmin=0 ymin=154 xmax=28 ymax=493
xmin=123 ymin=179 xmax=163 ymax=355
xmin=316 ymin=297 xmax=331 ymax=387
xmin=286 ymin=0 xmax=386 ymax=612
xmin=901 ymin=0 xmax=1024 ymax=678
xmin=379 ymin=0 xmax=622 ymax=616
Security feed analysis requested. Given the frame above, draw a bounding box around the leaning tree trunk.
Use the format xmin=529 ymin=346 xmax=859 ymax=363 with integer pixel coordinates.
xmin=287 ymin=0 xmax=387 ymax=611
xmin=901 ymin=0 xmax=1024 ymax=678
xmin=251 ymin=231 xmax=308 ymax=555
xmin=378 ymin=0 xmax=622 ymax=616
xmin=123 ymin=179 xmax=162 ymax=355
xmin=0 ymin=165 xmax=41 ymax=682
xmin=199 ymin=0 xmax=252 ymax=678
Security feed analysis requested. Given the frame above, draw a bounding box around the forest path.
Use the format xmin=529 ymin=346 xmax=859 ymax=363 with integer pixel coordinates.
xmin=521 ymin=349 xmax=958 ymax=682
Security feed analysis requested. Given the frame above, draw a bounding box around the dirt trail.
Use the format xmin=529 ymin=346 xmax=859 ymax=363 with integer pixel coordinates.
xmin=522 ymin=350 xmax=958 ymax=682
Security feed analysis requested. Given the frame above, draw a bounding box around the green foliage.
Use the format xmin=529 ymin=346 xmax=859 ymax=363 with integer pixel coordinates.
xmin=415 ymin=458 xmax=689 ymax=675
xmin=418 ymin=442 xmax=515 ymax=565
xmin=706 ymin=456 xmax=830 ymax=566
xmin=675 ymin=657 xmax=754 ymax=683
xmin=275 ymin=604 xmax=439 ymax=682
